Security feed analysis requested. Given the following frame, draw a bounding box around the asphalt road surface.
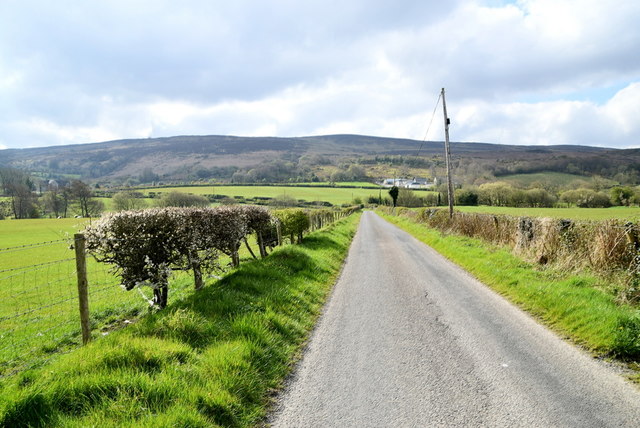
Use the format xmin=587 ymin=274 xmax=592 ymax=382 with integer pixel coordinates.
xmin=268 ymin=211 xmax=640 ymax=427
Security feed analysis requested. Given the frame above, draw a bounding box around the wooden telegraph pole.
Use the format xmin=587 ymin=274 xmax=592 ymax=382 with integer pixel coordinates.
xmin=441 ymin=88 xmax=454 ymax=218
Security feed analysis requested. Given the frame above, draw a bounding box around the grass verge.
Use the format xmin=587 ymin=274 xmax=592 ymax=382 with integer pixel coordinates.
xmin=0 ymin=213 xmax=360 ymax=427
xmin=379 ymin=213 xmax=640 ymax=381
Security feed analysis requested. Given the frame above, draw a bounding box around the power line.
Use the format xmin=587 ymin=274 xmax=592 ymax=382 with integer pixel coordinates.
xmin=415 ymin=92 xmax=443 ymax=158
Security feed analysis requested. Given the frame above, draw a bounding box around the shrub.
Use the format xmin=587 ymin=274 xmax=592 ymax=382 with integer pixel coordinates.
xmin=155 ymin=191 xmax=210 ymax=208
xmin=85 ymin=208 xmax=185 ymax=308
xmin=397 ymin=188 xmax=422 ymax=207
xmin=455 ymin=189 xmax=479 ymax=206
xmin=85 ymin=206 xmax=275 ymax=308
xmin=112 ymin=191 xmax=148 ymax=211
xmin=274 ymin=209 xmax=310 ymax=244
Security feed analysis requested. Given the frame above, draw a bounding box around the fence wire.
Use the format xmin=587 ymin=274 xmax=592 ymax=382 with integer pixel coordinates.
xmin=0 ymin=239 xmax=147 ymax=377
xmin=0 ymin=209 xmax=358 ymax=377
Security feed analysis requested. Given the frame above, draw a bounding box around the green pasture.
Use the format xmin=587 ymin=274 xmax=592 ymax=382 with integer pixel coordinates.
xmin=0 ymin=215 xmax=360 ymax=427
xmin=455 ymin=205 xmax=640 ymax=221
xmin=143 ymin=185 xmax=382 ymax=205
xmin=0 ymin=218 xmax=155 ymax=375
xmin=269 ymin=181 xmax=376 ymax=187
xmin=496 ymin=172 xmax=616 ymax=189
xmin=0 ymin=211 xmax=339 ymax=376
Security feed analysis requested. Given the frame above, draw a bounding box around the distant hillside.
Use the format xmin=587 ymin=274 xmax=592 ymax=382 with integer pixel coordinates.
xmin=0 ymin=134 xmax=637 ymax=185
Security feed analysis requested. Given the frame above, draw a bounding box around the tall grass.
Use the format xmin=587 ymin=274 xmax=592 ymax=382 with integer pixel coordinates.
xmin=0 ymin=214 xmax=360 ymax=427
xmin=380 ymin=210 xmax=640 ymax=363
xmin=413 ymin=208 xmax=640 ymax=303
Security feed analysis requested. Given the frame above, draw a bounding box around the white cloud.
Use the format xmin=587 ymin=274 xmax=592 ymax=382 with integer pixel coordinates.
xmin=452 ymin=82 xmax=640 ymax=148
xmin=0 ymin=0 xmax=639 ymax=149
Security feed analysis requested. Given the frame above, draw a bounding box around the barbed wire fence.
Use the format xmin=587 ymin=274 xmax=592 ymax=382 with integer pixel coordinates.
xmin=0 ymin=236 xmax=148 ymax=377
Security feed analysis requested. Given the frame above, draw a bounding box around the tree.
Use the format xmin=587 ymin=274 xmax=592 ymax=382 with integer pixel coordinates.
xmin=524 ymin=188 xmax=557 ymax=208
xmin=388 ymin=186 xmax=399 ymax=208
xmin=112 ymin=191 xmax=148 ymax=211
xmin=478 ymin=182 xmax=514 ymax=206
xmin=139 ymin=168 xmax=159 ymax=183
xmin=610 ymin=186 xmax=634 ymax=207
xmin=69 ymin=180 xmax=93 ymax=217
xmin=0 ymin=167 xmax=38 ymax=219
xmin=397 ymin=188 xmax=422 ymax=207
xmin=155 ymin=191 xmax=209 ymax=208
xmin=560 ymin=188 xmax=611 ymax=208
xmin=43 ymin=189 xmax=64 ymax=217
xmin=455 ymin=188 xmax=479 ymax=206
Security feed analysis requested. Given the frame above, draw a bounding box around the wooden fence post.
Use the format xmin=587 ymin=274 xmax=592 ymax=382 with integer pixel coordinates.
xmin=74 ymin=233 xmax=91 ymax=345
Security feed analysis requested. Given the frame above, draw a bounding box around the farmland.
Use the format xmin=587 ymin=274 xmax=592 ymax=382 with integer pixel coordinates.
xmin=141 ymin=184 xmax=384 ymax=205
xmin=454 ymin=205 xmax=640 ymax=221
xmin=0 ymin=206 xmax=356 ymax=376
xmin=0 ymin=218 xmax=158 ymax=375
xmin=0 ymin=214 xmax=361 ymax=426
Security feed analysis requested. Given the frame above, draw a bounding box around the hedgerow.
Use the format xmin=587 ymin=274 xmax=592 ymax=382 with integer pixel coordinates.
xmin=84 ymin=205 xmax=275 ymax=308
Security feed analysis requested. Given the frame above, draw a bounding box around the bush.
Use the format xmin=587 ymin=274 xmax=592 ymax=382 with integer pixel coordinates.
xmin=455 ymin=189 xmax=479 ymax=206
xmin=85 ymin=206 xmax=274 ymax=308
xmin=560 ymin=188 xmax=611 ymax=208
xmin=274 ymin=209 xmax=310 ymax=244
xmin=397 ymin=188 xmax=422 ymax=207
xmin=85 ymin=208 xmax=186 ymax=308
xmin=112 ymin=191 xmax=147 ymax=211
xmin=155 ymin=191 xmax=210 ymax=208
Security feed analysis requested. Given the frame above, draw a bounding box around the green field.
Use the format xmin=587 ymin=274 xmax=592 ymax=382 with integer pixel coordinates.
xmin=0 ymin=214 xmax=360 ymax=426
xmin=496 ymin=172 xmax=616 ymax=189
xmin=0 ymin=209 xmax=348 ymax=376
xmin=455 ymin=205 xmax=640 ymax=221
xmin=0 ymin=218 xmax=185 ymax=375
xmin=143 ymin=185 xmax=382 ymax=205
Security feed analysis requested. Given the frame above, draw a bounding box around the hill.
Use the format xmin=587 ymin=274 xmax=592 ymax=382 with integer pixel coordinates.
xmin=0 ymin=134 xmax=637 ymax=185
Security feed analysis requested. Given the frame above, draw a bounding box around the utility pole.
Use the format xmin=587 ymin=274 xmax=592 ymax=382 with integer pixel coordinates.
xmin=441 ymin=88 xmax=454 ymax=218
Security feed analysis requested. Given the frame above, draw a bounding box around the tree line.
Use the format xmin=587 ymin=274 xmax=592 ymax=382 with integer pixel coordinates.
xmin=378 ymin=182 xmax=640 ymax=209
xmin=0 ymin=167 xmax=104 ymax=219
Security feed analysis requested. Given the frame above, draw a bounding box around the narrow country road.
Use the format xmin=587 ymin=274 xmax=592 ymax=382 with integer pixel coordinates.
xmin=268 ymin=211 xmax=640 ymax=427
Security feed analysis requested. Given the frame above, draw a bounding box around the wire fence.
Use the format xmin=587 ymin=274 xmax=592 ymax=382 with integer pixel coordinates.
xmin=0 ymin=238 xmax=148 ymax=377
xmin=0 ymin=208 xmax=360 ymax=377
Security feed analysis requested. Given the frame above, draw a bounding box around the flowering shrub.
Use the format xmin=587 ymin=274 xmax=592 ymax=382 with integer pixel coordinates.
xmin=84 ymin=208 xmax=185 ymax=308
xmin=85 ymin=205 xmax=275 ymax=308
xmin=84 ymin=204 xmax=358 ymax=309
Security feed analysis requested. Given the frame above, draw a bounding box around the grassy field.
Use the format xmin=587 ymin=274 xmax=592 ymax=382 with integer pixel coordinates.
xmin=455 ymin=205 xmax=640 ymax=221
xmin=142 ymin=185 xmax=382 ymax=205
xmin=496 ymin=172 xmax=616 ymax=189
xmin=379 ymin=212 xmax=640 ymax=371
xmin=0 ymin=214 xmax=360 ymax=427
xmin=0 ymin=218 xmax=156 ymax=375
xmin=0 ymin=213 xmax=294 ymax=376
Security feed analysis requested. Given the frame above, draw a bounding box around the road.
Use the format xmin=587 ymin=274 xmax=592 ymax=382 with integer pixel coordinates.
xmin=268 ymin=211 xmax=640 ymax=427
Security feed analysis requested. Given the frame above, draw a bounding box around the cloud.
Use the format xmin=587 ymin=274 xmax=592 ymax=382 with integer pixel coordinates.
xmin=453 ymin=82 xmax=640 ymax=147
xmin=0 ymin=0 xmax=639 ymax=149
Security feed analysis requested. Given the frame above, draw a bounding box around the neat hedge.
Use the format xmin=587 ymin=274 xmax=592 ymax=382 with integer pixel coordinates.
xmin=85 ymin=206 xmax=273 ymax=308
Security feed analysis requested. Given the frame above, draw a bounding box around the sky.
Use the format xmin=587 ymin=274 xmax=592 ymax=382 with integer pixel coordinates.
xmin=1 ymin=0 xmax=639 ymax=150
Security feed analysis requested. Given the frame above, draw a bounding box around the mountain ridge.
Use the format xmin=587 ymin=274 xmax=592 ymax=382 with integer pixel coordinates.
xmin=0 ymin=134 xmax=635 ymax=184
